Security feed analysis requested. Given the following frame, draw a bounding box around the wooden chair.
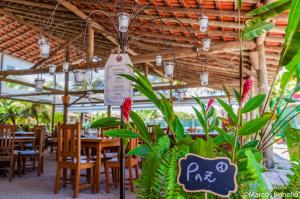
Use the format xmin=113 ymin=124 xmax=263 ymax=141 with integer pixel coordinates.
xmin=54 ymin=122 xmax=96 ymax=198
xmin=0 ymin=125 xmax=16 ymax=181
xmin=48 ymin=126 xmax=58 ymax=153
xmin=104 ymin=138 xmax=139 ymax=193
xmin=18 ymin=126 xmax=45 ymax=176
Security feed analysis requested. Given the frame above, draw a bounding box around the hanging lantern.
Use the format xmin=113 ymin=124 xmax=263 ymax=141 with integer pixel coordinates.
xmin=73 ymin=70 xmax=86 ymax=86
xmin=203 ymin=37 xmax=211 ymax=51
xmin=63 ymin=62 xmax=69 ymax=72
xmin=155 ymin=55 xmax=163 ymax=66
xmin=118 ymin=12 xmax=130 ymax=33
xmin=178 ymin=90 xmax=185 ymax=101
xmin=35 ymin=77 xmax=45 ymax=92
xmin=199 ymin=15 xmax=209 ymax=32
xmin=38 ymin=36 xmax=50 ymax=58
xmin=200 ymin=72 xmax=209 ymax=86
xmin=164 ymin=61 xmax=175 ymax=79
xmin=86 ymin=91 xmax=93 ymax=101
xmin=49 ymin=64 xmax=56 ymax=75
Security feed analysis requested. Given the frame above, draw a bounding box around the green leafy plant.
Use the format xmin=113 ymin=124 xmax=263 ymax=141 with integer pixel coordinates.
xmin=242 ymin=0 xmax=291 ymax=40
xmin=91 ymin=67 xmax=279 ymax=198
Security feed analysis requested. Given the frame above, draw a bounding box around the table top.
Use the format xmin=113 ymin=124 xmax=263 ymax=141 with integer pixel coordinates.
xmin=15 ymin=136 xmax=35 ymax=140
xmin=16 ymin=131 xmax=34 ymax=136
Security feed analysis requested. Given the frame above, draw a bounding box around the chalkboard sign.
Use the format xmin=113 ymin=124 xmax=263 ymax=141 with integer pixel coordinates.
xmin=177 ymin=154 xmax=237 ymax=197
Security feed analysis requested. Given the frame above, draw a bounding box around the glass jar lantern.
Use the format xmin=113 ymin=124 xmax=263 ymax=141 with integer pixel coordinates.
xmin=118 ymin=12 xmax=130 ymax=33
xmin=38 ymin=36 xmax=50 ymax=58
xmin=63 ymin=62 xmax=69 ymax=72
xmin=73 ymin=70 xmax=86 ymax=86
xmin=203 ymin=37 xmax=211 ymax=51
xmin=35 ymin=77 xmax=45 ymax=92
xmin=86 ymin=91 xmax=93 ymax=101
xmin=155 ymin=55 xmax=163 ymax=66
xmin=164 ymin=61 xmax=175 ymax=78
xmin=200 ymin=72 xmax=209 ymax=86
xmin=178 ymin=90 xmax=185 ymax=101
xmin=199 ymin=15 xmax=209 ymax=32
xmin=49 ymin=64 xmax=56 ymax=75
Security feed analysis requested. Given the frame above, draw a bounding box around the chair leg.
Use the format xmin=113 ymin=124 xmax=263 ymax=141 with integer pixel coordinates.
xmin=63 ymin=168 xmax=67 ymax=188
xmin=135 ymin=164 xmax=139 ymax=179
xmin=54 ymin=165 xmax=61 ymax=194
xmin=9 ymin=158 xmax=14 ymax=182
xmin=128 ymin=166 xmax=134 ymax=192
xmin=73 ymin=168 xmax=80 ymax=198
xmin=105 ymin=165 xmax=110 ymax=193
xmin=37 ymin=156 xmax=41 ymax=176
xmin=17 ymin=154 xmax=21 ymax=177
xmin=41 ymin=156 xmax=44 ymax=174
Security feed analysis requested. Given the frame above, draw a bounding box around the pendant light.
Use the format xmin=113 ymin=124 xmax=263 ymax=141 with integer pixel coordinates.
xmin=35 ymin=78 xmax=45 ymax=92
xmin=86 ymin=91 xmax=93 ymax=101
xmin=73 ymin=70 xmax=86 ymax=86
xmin=35 ymin=67 xmax=45 ymax=92
xmin=118 ymin=12 xmax=130 ymax=33
xmin=199 ymin=15 xmax=209 ymax=32
xmin=38 ymin=36 xmax=50 ymax=58
xmin=200 ymin=72 xmax=209 ymax=86
xmin=155 ymin=55 xmax=163 ymax=66
xmin=177 ymin=90 xmax=185 ymax=101
xmin=203 ymin=37 xmax=211 ymax=51
xmin=164 ymin=61 xmax=175 ymax=79
xmin=62 ymin=62 xmax=69 ymax=72
xmin=49 ymin=63 xmax=56 ymax=75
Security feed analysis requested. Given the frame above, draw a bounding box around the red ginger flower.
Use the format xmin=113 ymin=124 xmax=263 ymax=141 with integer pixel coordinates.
xmin=122 ymin=97 xmax=132 ymax=122
xmin=241 ymin=78 xmax=254 ymax=103
xmin=206 ymin=98 xmax=215 ymax=112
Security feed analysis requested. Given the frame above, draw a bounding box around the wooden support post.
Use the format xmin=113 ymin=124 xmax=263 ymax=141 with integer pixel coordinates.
xmin=256 ymin=35 xmax=274 ymax=168
xmin=144 ymin=65 xmax=148 ymax=78
xmin=51 ymin=104 xmax=55 ymax=134
xmin=63 ymin=44 xmax=71 ymax=125
xmin=87 ymin=24 xmax=94 ymax=62
xmin=169 ymin=81 xmax=173 ymax=104
xmin=0 ymin=53 xmax=3 ymax=95
xmin=107 ymin=105 xmax=112 ymax=117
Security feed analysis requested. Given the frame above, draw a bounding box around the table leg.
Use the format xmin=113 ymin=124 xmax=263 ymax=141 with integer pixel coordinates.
xmin=95 ymin=143 xmax=101 ymax=193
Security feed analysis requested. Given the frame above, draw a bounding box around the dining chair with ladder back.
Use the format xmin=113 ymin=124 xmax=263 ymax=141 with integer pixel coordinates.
xmin=0 ymin=125 xmax=16 ymax=181
xmin=104 ymin=138 xmax=139 ymax=193
xmin=18 ymin=126 xmax=45 ymax=176
xmin=54 ymin=122 xmax=96 ymax=198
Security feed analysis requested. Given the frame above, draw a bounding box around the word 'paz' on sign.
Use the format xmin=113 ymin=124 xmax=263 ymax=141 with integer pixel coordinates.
xmin=177 ymin=154 xmax=238 ymax=198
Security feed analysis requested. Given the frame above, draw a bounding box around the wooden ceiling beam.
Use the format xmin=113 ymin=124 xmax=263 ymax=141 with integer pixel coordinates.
xmin=131 ymin=41 xmax=256 ymax=64
xmin=0 ymin=61 xmax=102 ymax=76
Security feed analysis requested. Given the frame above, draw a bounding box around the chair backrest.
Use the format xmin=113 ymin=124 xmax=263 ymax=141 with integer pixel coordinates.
xmin=126 ymin=138 xmax=139 ymax=162
xmin=57 ymin=122 xmax=81 ymax=163
xmin=100 ymin=126 xmax=120 ymax=138
xmin=32 ymin=126 xmax=45 ymax=153
xmin=0 ymin=125 xmax=16 ymax=157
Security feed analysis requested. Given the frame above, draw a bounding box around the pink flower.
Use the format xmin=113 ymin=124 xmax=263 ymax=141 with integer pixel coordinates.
xmin=206 ymin=98 xmax=215 ymax=112
xmin=241 ymin=78 xmax=254 ymax=103
xmin=122 ymin=97 xmax=132 ymax=122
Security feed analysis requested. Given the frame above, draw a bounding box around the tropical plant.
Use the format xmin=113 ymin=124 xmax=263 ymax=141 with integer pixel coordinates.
xmin=242 ymin=0 xmax=291 ymax=40
xmin=0 ymin=100 xmax=24 ymax=124
xmin=91 ymin=67 xmax=273 ymax=198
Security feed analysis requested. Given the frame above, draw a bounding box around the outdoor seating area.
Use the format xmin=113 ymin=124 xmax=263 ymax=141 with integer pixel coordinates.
xmin=0 ymin=0 xmax=300 ymax=199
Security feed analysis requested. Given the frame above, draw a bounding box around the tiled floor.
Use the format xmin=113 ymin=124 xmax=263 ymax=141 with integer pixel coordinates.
xmin=0 ymin=151 xmax=136 ymax=199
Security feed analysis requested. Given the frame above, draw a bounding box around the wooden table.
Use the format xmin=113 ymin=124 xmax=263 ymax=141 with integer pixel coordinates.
xmin=15 ymin=131 xmax=34 ymax=137
xmin=81 ymin=137 xmax=120 ymax=193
